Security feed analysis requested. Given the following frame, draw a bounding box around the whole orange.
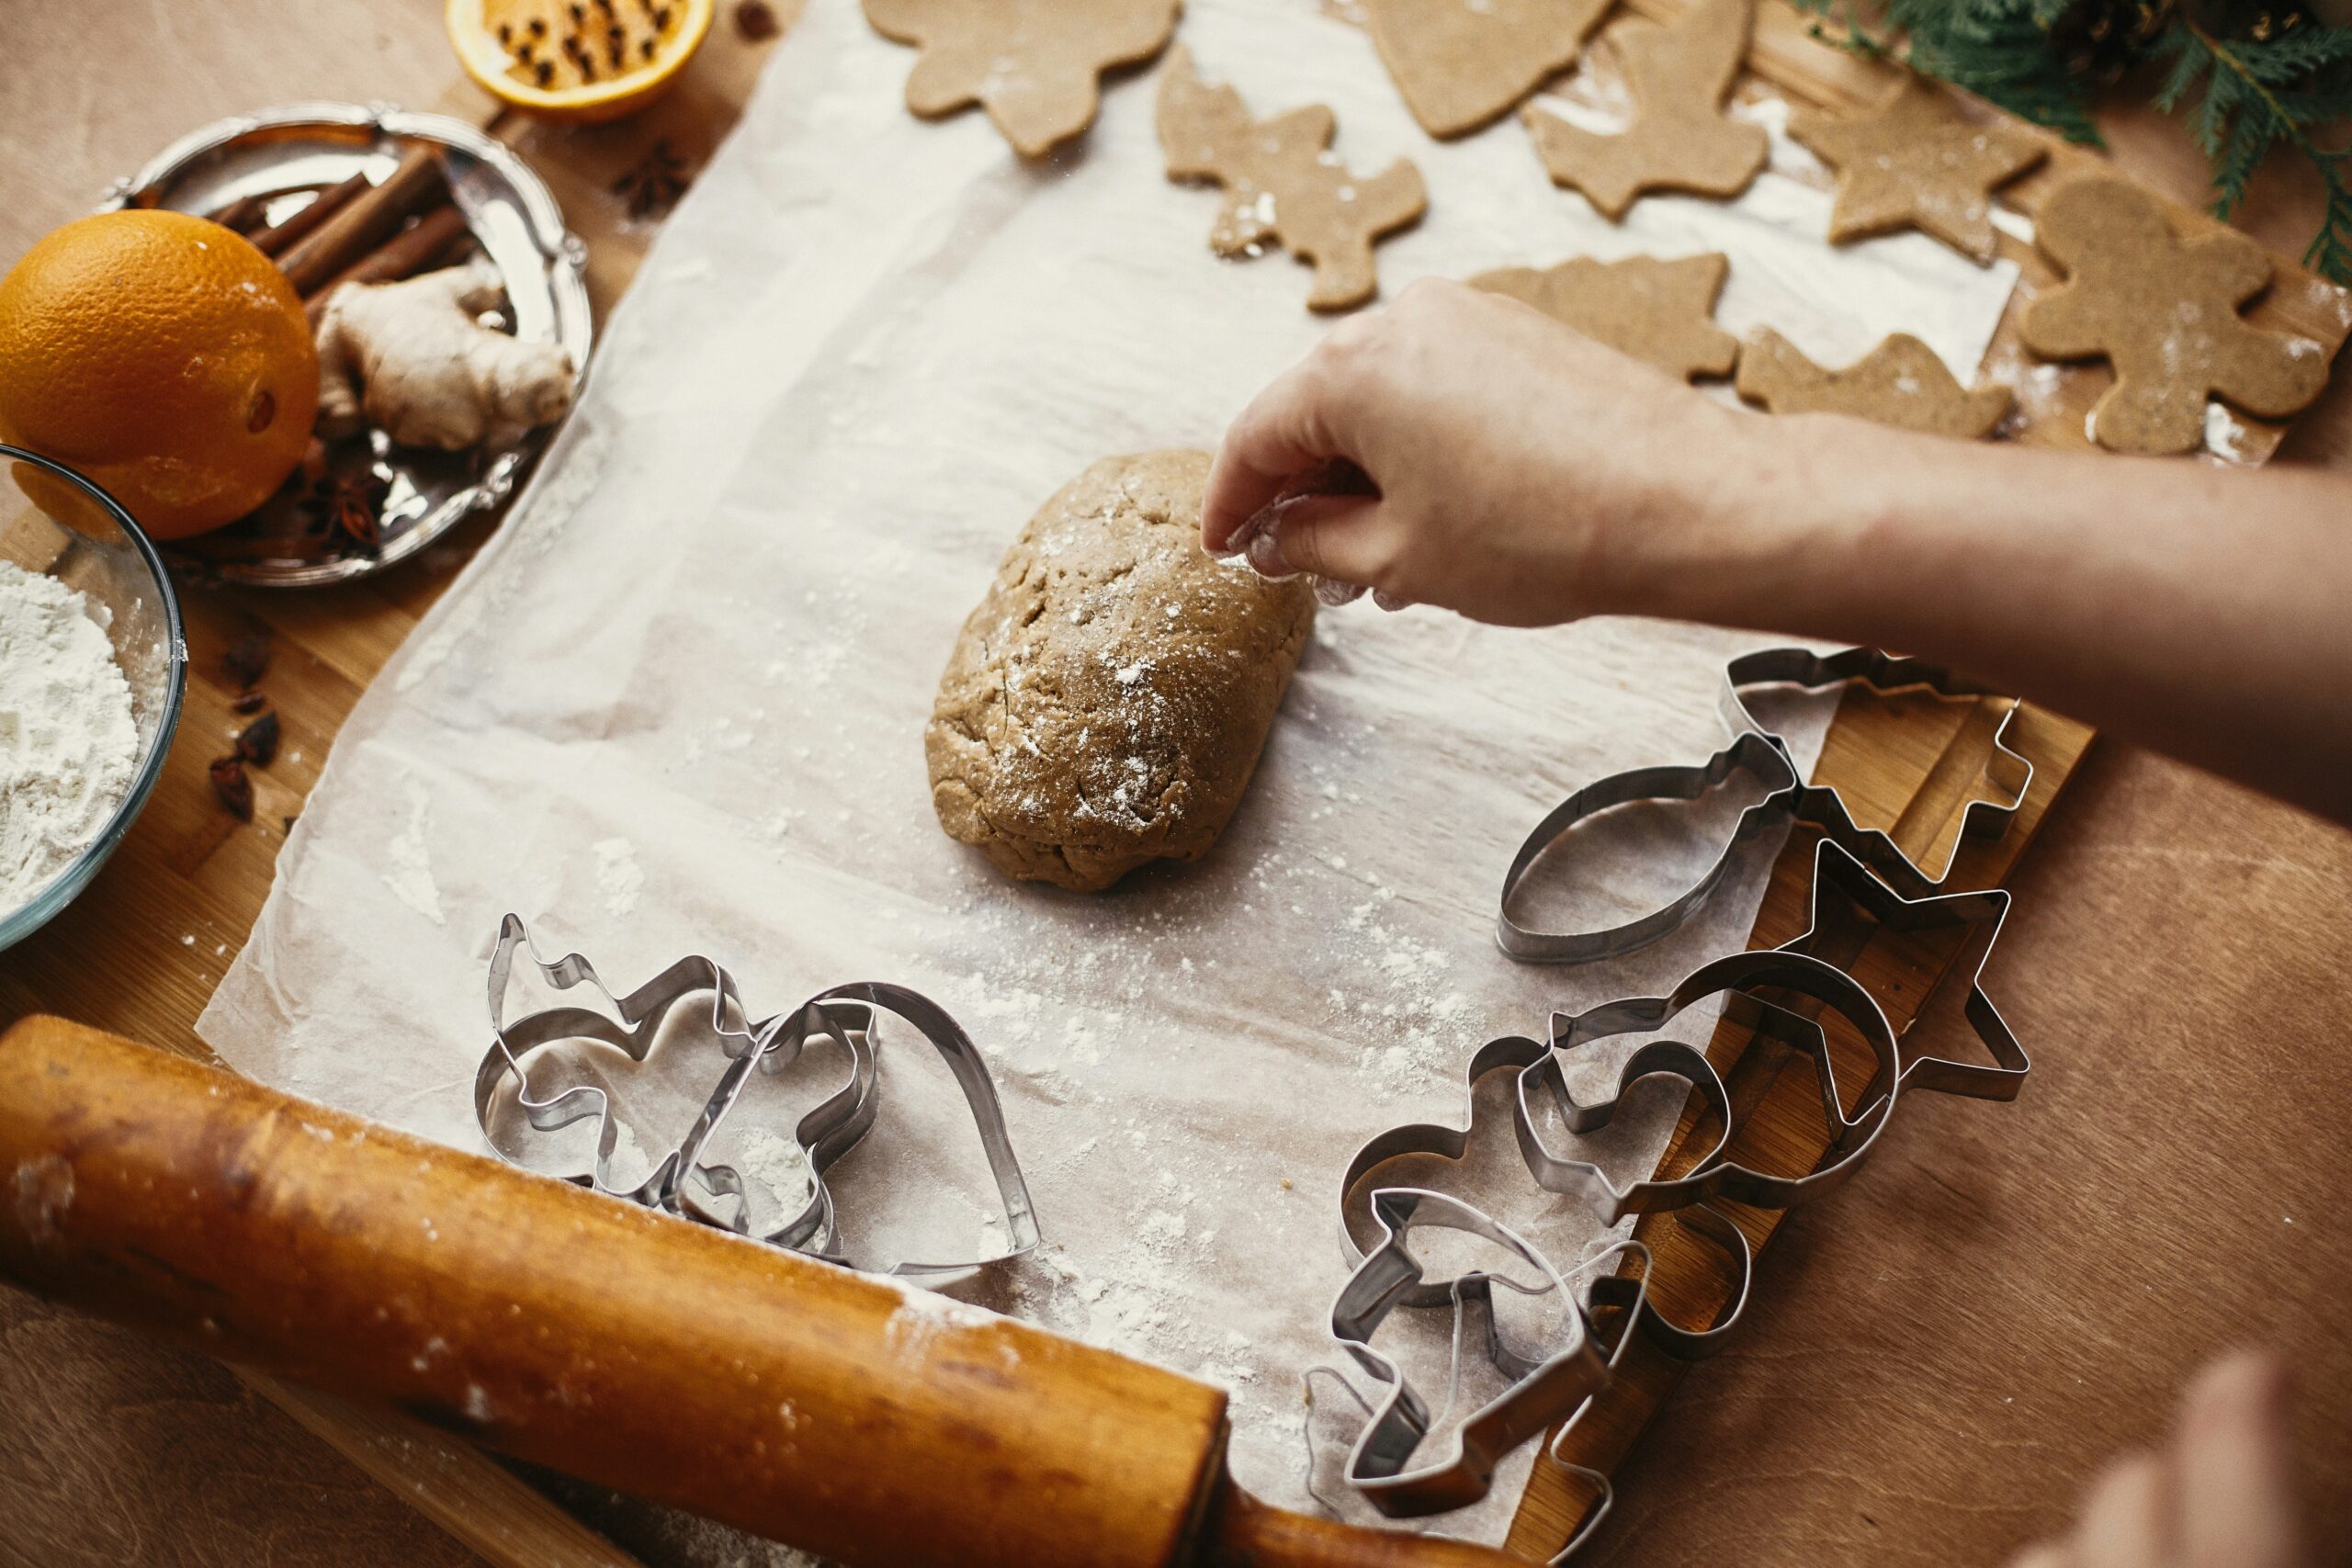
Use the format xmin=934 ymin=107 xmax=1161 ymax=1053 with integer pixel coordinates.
xmin=0 ymin=209 xmax=319 ymax=539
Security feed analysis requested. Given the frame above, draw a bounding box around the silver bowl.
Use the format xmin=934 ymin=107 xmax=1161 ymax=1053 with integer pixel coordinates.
xmin=101 ymin=102 xmax=594 ymax=588
xmin=0 ymin=446 xmax=187 ymax=953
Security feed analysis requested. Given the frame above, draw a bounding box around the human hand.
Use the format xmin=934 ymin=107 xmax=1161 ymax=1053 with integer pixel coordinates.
xmin=2009 ymin=1348 xmax=2310 ymax=1568
xmin=1201 ymin=276 xmax=1783 ymax=627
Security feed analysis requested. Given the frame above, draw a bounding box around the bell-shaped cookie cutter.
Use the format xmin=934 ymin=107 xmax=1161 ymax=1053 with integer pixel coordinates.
xmin=476 ymin=915 xmax=1041 ymax=1280
xmin=1498 ymin=646 xmax=2033 ymax=964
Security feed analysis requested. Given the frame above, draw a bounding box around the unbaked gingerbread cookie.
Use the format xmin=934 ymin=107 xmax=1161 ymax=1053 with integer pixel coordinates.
xmin=863 ymin=0 xmax=1181 ymax=158
xmin=1157 ymin=46 xmax=1427 ymax=311
xmin=2020 ymin=175 xmax=2330 ymax=455
xmin=1472 ymin=253 xmax=1738 ymax=381
xmin=1523 ymin=0 xmax=1766 ymax=221
xmin=1736 ymin=329 xmax=2012 ymax=438
xmin=1360 ymin=0 xmax=1611 ymax=139
xmin=1790 ymin=74 xmax=2044 ymax=264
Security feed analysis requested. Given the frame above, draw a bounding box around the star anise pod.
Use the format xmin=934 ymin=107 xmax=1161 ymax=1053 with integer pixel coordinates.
xmin=612 ymin=140 xmax=692 ymax=220
xmin=209 ymin=756 xmax=255 ymax=821
xmin=222 ymin=635 xmax=271 ymax=689
xmin=235 ymin=710 xmax=281 ymax=768
xmin=318 ymin=467 xmax=391 ymax=553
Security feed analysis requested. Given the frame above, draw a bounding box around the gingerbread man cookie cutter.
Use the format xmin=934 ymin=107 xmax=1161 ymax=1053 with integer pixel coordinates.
xmin=477 ymin=915 xmax=1041 ymax=1281
xmin=1323 ymin=1187 xmax=1751 ymax=1521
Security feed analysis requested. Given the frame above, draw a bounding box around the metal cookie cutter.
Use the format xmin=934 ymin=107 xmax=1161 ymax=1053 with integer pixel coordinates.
xmin=1337 ymin=949 xmax=1900 ymax=1284
xmin=1498 ymin=647 xmax=2033 ymax=964
xmin=477 ymin=915 xmax=1041 ymax=1280
xmin=1326 ymin=1188 xmax=1750 ymax=1520
xmin=1521 ymin=948 xmax=1906 ymax=1224
xmin=1778 ymin=837 xmax=2029 ymax=1103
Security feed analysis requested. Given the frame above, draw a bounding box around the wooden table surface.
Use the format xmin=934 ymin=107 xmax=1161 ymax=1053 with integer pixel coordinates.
xmin=3 ymin=6 xmax=2349 ymax=1567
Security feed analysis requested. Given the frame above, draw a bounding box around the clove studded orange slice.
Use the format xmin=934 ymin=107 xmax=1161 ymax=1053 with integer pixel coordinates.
xmin=447 ymin=0 xmax=715 ymax=123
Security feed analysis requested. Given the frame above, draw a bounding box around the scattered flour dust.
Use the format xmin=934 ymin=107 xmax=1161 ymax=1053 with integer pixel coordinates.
xmin=0 ymin=561 xmax=139 ymax=911
xmin=594 ymin=835 xmax=645 ymax=918
xmin=381 ymin=776 xmax=446 ymax=925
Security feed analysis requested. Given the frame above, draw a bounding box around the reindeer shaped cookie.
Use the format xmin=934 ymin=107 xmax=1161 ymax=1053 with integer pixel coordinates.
xmin=1156 ymin=47 xmax=1427 ymax=312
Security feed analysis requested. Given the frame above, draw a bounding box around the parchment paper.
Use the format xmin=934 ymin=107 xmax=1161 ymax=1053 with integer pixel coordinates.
xmin=201 ymin=1 xmax=2019 ymax=1552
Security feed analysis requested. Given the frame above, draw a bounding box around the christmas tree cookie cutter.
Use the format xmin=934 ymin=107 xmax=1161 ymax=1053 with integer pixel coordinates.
xmin=1498 ymin=646 xmax=2033 ymax=964
xmin=476 ymin=914 xmax=1040 ymax=1281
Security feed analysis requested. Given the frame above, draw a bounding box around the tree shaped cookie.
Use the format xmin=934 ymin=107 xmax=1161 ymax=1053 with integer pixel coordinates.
xmin=862 ymin=0 xmax=1180 ymax=159
xmin=1736 ymin=329 xmax=2013 ymax=439
xmin=1360 ymin=0 xmax=1612 ymax=140
xmin=1790 ymin=74 xmax=2044 ymax=264
xmin=2020 ymin=175 xmax=2331 ymax=455
xmin=1471 ymin=254 xmax=1738 ymax=381
xmin=1156 ymin=47 xmax=1427 ymax=312
xmin=1522 ymin=0 xmax=1767 ymax=221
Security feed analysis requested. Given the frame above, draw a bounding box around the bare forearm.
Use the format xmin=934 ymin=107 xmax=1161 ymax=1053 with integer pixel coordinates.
xmin=1664 ymin=417 xmax=2352 ymax=824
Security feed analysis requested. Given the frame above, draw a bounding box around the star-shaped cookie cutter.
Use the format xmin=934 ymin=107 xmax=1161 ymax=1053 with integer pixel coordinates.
xmin=1498 ymin=646 xmax=2032 ymax=964
xmin=476 ymin=915 xmax=1041 ymax=1281
xmin=1326 ymin=1187 xmax=1750 ymax=1520
xmin=1777 ymin=836 xmax=2028 ymax=1105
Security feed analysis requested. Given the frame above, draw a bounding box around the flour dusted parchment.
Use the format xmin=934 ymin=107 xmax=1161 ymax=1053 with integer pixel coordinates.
xmin=0 ymin=561 xmax=138 ymax=911
xmin=201 ymin=3 xmax=2019 ymax=1557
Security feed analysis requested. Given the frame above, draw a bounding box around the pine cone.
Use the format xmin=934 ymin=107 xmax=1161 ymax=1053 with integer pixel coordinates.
xmin=2041 ymin=0 xmax=2180 ymax=81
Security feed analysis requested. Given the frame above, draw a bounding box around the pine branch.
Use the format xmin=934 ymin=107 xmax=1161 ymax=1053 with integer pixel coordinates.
xmin=2154 ymin=20 xmax=2352 ymax=282
xmin=1791 ymin=0 xmax=2102 ymax=143
xmin=1790 ymin=0 xmax=2352 ymax=286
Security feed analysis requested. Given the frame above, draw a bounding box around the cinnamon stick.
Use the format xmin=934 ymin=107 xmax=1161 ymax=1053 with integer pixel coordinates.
xmin=246 ymin=172 xmax=368 ymax=258
xmin=277 ymin=147 xmax=449 ymax=294
xmin=209 ymin=194 xmax=270 ymax=235
xmin=303 ymin=204 xmax=472 ymax=323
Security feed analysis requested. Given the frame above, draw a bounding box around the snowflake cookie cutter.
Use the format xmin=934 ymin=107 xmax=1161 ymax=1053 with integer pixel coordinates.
xmin=1323 ymin=1187 xmax=1751 ymax=1521
xmin=1498 ymin=646 xmax=2033 ymax=964
xmin=476 ymin=915 xmax=1040 ymax=1282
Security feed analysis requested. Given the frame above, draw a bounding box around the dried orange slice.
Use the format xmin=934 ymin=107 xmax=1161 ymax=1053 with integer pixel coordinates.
xmin=447 ymin=0 xmax=714 ymax=123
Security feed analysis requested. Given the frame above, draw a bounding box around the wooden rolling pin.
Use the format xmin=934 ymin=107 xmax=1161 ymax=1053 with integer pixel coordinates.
xmin=0 ymin=1017 xmax=1513 ymax=1568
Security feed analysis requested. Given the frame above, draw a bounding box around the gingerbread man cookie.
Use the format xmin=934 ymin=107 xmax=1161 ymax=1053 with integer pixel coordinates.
xmin=2020 ymin=175 xmax=2331 ymax=455
xmin=863 ymin=0 xmax=1181 ymax=158
xmin=1472 ymin=253 xmax=1738 ymax=381
xmin=1523 ymin=0 xmax=1767 ymax=221
xmin=1360 ymin=0 xmax=1611 ymax=140
xmin=1790 ymin=74 xmax=2044 ymax=264
xmin=1157 ymin=46 xmax=1427 ymax=312
xmin=1736 ymin=329 xmax=2013 ymax=438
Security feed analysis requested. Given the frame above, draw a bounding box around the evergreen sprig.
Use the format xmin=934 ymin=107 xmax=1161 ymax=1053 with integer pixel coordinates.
xmin=1791 ymin=1 xmax=2352 ymax=283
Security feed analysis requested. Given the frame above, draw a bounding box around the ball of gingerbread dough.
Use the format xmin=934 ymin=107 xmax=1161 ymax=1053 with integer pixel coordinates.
xmin=925 ymin=449 xmax=1317 ymax=891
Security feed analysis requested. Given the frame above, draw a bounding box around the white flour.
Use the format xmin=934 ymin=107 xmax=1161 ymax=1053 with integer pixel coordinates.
xmin=0 ymin=561 xmax=138 ymax=912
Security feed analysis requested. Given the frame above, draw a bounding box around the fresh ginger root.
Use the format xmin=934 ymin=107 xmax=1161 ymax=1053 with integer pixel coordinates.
xmin=313 ymin=260 xmax=577 ymax=451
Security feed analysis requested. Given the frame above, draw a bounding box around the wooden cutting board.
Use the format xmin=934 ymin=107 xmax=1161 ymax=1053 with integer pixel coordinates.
xmin=1 ymin=2 xmax=2345 ymax=1565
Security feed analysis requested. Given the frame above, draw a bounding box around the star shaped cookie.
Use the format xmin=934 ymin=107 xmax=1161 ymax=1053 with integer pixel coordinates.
xmin=1472 ymin=253 xmax=1738 ymax=381
xmin=863 ymin=0 xmax=1181 ymax=158
xmin=1736 ymin=329 xmax=2012 ymax=438
xmin=1790 ymin=73 xmax=2045 ymax=263
xmin=1360 ymin=0 xmax=1612 ymax=139
xmin=1523 ymin=0 xmax=1767 ymax=221
xmin=2021 ymin=175 xmax=2332 ymax=454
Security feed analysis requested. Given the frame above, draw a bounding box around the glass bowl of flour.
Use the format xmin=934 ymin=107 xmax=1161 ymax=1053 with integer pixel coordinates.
xmin=0 ymin=445 xmax=186 ymax=953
